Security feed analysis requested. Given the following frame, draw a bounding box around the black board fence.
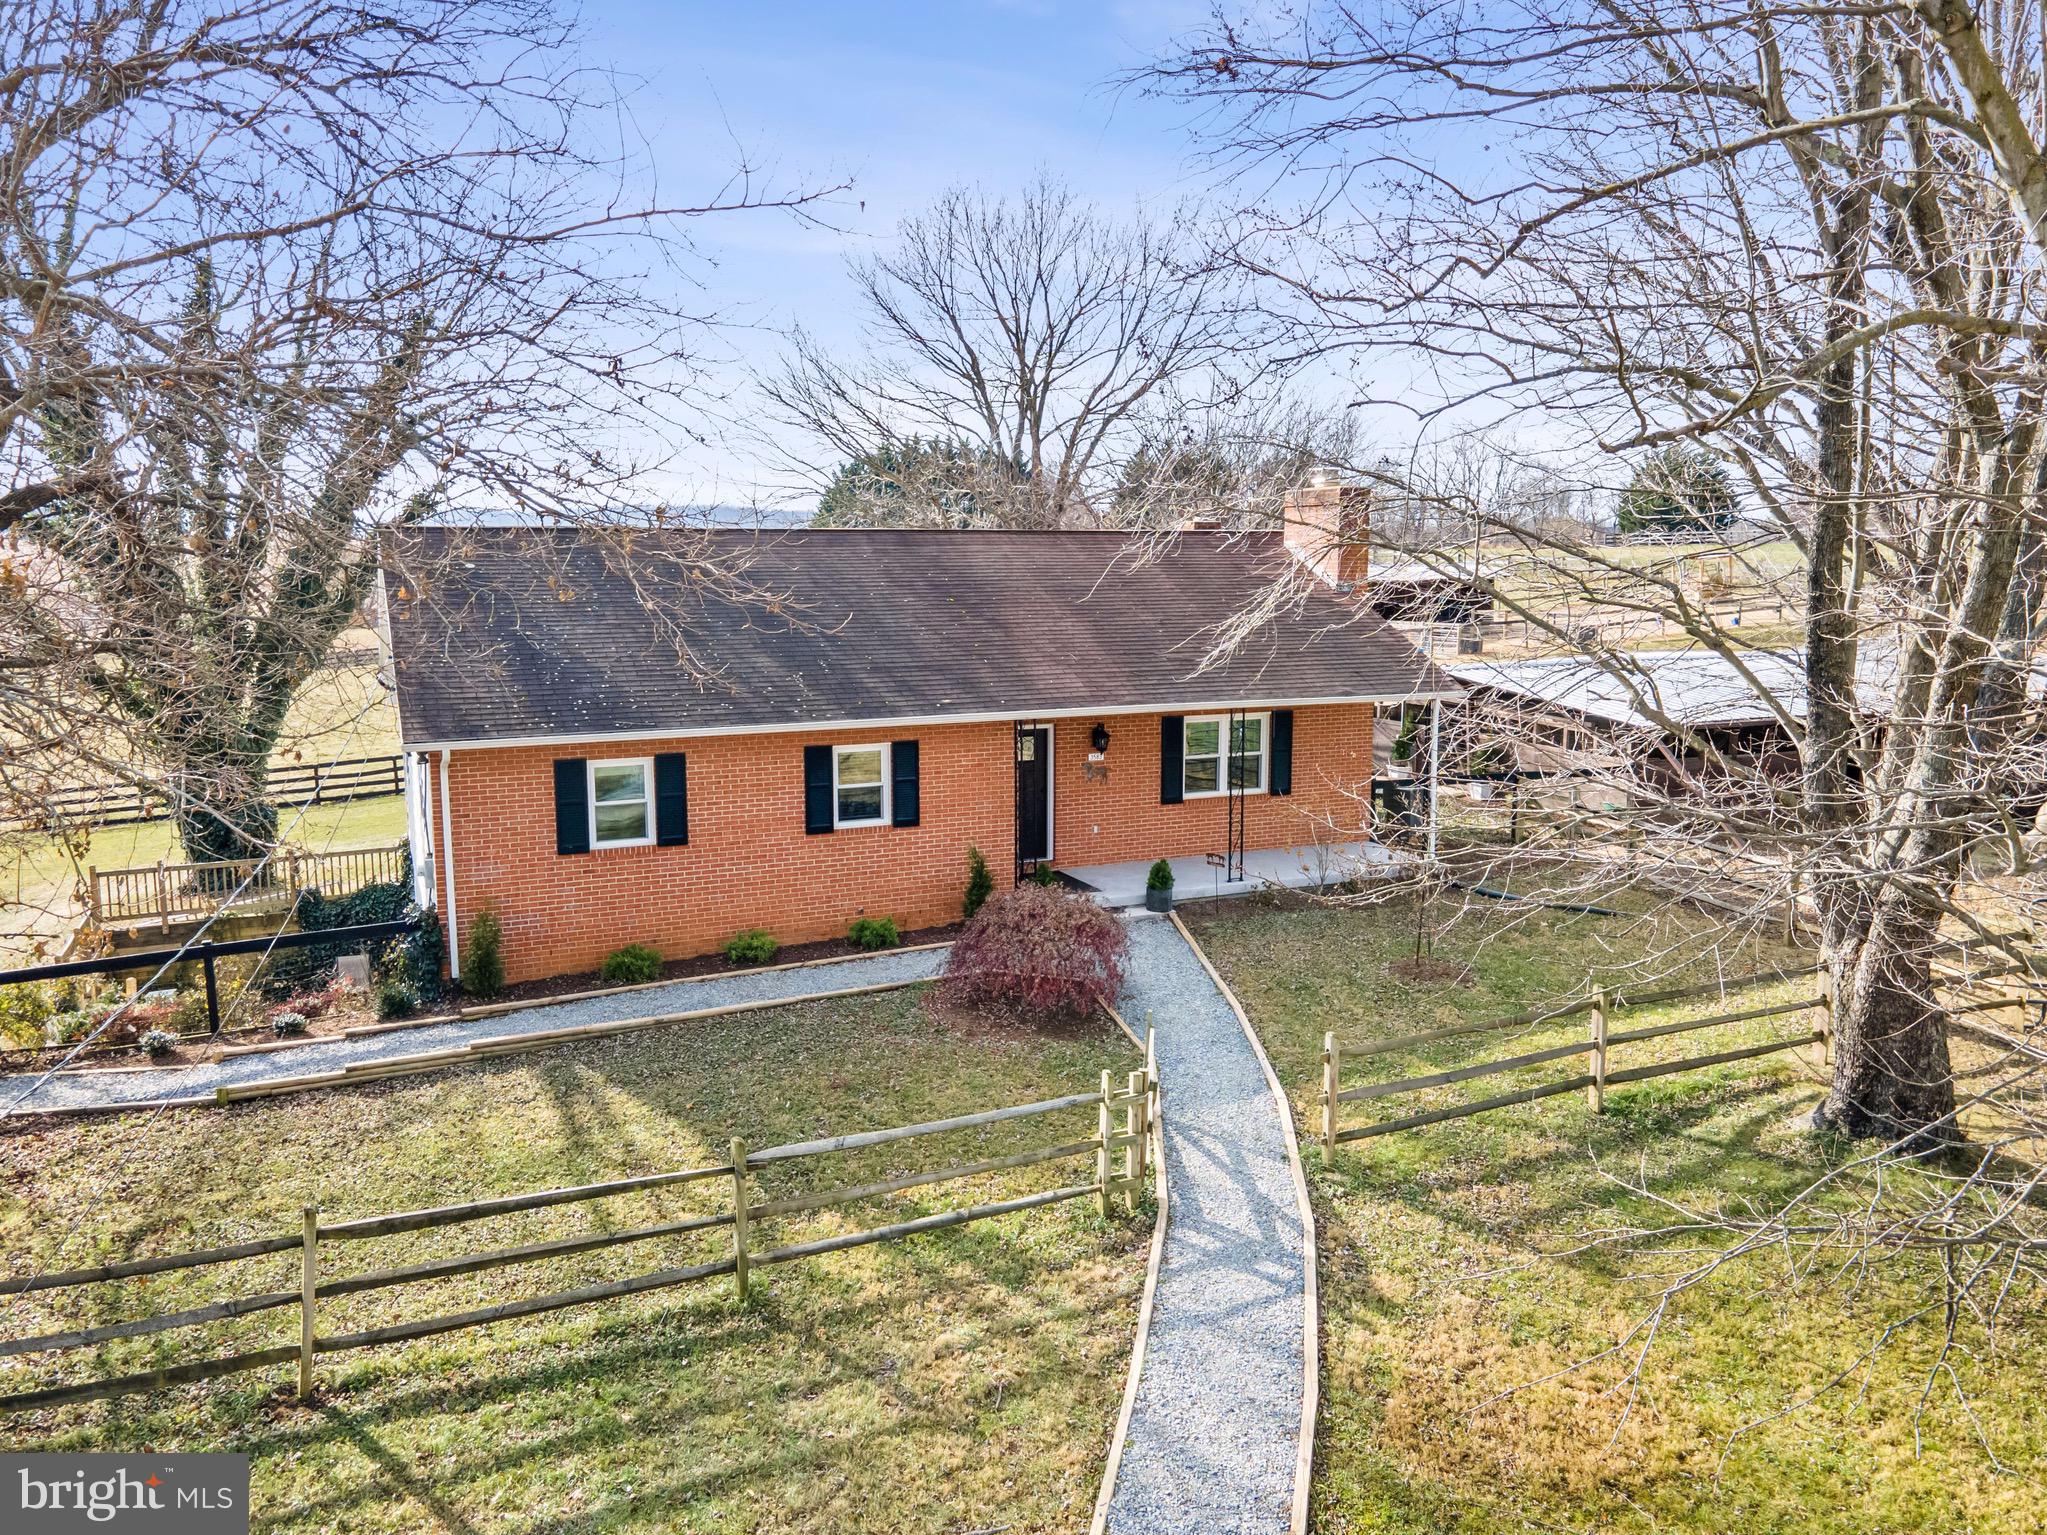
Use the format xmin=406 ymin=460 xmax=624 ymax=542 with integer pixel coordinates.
xmin=0 ymin=919 xmax=417 ymax=1039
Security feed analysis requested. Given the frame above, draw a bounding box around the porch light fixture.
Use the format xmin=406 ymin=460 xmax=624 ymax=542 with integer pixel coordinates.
xmin=1090 ymin=722 xmax=1111 ymax=754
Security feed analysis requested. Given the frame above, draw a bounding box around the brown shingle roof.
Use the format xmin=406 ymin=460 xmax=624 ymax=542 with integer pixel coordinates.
xmin=381 ymin=526 xmax=1459 ymax=748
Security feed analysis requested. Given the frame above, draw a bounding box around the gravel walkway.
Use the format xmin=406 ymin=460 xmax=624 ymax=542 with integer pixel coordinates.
xmin=0 ymin=947 xmax=948 ymax=1115
xmin=1106 ymin=916 xmax=1308 ymax=1534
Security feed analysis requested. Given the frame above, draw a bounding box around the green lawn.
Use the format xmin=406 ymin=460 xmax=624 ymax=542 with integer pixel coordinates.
xmin=276 ymin=649 xmax=401 ymax=761
xmin=1185 ymin=894 xmax=2046 ymax=1535
xmin=1 ymin=986 xmax=1147 ymax=1533
xmin=1 ymin=656 xmax=403 ymax=958
xmin=2 ymin=794 xmax=408 ymax=961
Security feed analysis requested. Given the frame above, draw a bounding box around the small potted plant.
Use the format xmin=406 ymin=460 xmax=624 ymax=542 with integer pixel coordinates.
xmin=1387 ymin=708 xmax=1421 ymax=779
xmin=1145 ymin=859 xmax=1175 ymax=913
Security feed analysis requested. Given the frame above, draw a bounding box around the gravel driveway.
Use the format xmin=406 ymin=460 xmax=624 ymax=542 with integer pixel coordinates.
xmin=1106 ymin=915 xmax=1309 ymax=1534
xmin=0 ymin=946 xmax=949 ymax=1115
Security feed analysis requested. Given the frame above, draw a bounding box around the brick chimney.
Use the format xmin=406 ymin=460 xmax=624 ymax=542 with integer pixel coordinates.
xmin=1282 ymin=469 xmax=1370 ymax=589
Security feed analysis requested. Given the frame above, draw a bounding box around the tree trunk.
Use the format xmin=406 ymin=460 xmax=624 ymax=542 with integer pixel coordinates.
xmin=1816 ymin=908 xmax=1959 ymax=1145
xmin=171 ymin=744 xmax=278 ymax=874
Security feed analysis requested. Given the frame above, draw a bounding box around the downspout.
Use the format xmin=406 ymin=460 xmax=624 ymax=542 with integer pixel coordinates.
xmin=410 ymin=751 xmax=435 ymax=909
xmin=439 ymin=748 xmax=461 ymax=981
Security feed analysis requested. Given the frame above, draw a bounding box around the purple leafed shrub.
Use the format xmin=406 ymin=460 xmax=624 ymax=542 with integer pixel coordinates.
xmin=940 ymin=884 xmax=1129 ymax=1017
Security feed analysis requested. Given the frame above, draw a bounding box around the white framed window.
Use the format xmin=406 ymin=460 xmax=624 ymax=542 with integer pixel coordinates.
xmin=589 ymin=758 xmax=654 ymax=848
xmin=1183 ymin=713 xmax=1268 ymax=799
xmin=832 ymin=744 xmax=890 ymax=828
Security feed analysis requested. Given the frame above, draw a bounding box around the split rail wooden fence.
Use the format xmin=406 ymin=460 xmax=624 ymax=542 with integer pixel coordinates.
xmin=0 ymin=1055 xmax=1157 ymax=1415
xmin=1320 ymin=963 xmax=1830 ymax=1152
xmin=7 ymin=754 xmax=404 ymax=835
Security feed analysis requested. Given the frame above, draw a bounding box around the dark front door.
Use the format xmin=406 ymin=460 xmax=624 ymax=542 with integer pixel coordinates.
xmin=1015 ymin=725 xmax=1051 ymax=868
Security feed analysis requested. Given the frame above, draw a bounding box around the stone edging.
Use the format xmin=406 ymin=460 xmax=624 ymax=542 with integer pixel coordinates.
xmin=1169 ymin=910 xmax=1320 ymax=1535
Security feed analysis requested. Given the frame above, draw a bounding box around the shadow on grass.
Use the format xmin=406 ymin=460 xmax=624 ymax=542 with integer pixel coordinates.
xmin=1315 ymin=1080 xmax=1833 ymax=1314
xmin=250 ymin=1221 xmax=1125 ymax=1532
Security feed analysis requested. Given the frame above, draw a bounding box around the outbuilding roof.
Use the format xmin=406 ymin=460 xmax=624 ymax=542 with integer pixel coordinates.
xmin=1449 ymin=649 xmax=1812 ymax=730
xmin=382 ymin=526 xmax=1460 ymax=749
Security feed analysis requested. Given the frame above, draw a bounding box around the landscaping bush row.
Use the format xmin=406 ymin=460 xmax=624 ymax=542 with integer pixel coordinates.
xmin=451 ymin=912 xmax=916 ymax=1003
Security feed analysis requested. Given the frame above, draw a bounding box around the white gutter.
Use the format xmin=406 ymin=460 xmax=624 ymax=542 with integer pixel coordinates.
xmin=439 ymin=748 xmax=461 ymax=981
xmin=398 ymin=690 xmax=1467 ymax=756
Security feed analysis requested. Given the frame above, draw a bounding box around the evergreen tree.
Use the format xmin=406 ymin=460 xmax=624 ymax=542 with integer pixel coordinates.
xmin=1617 ymin=446 xmax=1739 ymax=534
xmin=813 ymin=439 xmax=1025 ymax=528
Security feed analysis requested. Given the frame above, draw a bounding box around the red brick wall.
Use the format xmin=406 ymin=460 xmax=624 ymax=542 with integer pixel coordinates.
xmin=1046 ymin=704 xmax=1374 ymax=868
xmin=431 ymin=720 xmax=1015 ymax=984
xmin=429 ymin=703 xmax=1375 ymax=983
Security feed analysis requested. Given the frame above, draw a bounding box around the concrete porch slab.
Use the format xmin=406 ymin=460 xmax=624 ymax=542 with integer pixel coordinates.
xmin=1059 ymin=840 xmax=1404 ymax=908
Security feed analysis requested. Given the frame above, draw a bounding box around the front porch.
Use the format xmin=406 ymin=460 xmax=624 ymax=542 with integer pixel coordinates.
xmin=1056 ymin=839 xmax=1404 ymax=909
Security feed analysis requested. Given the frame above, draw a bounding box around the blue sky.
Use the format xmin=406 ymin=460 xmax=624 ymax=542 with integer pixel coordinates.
xmin=574 ymin=0 xmax=1221 ymax=507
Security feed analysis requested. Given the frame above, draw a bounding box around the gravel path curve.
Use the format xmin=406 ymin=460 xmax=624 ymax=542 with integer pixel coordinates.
xmin=1106 ymin=915 xmax=1308 ymax=1534
xmin=0 ymin=947 xmax=948 ymax=1115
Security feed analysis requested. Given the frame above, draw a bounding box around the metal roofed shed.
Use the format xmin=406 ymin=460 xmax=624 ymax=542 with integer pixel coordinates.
xmin=1448 ymin=648 xmax=1811 ymax=731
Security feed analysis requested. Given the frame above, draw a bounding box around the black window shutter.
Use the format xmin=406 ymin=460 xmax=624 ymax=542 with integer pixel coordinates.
xmin=654 ymin=752 xmax=689 ymax=846
xmin=1270 ymin=710 xmax=1295 ymax=797
xmin=804 ymin=744 xmax=834 ymax=834
xmin=1160 ymin=715 xmax=1184 ymax=805
xmin=553 ymin=759 xmax=590 ymax=855
xmin=891 ymin=739 xmax=920 ymax=827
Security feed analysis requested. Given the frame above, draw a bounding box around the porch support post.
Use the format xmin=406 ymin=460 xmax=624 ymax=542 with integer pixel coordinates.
xmin=1426 ymin=700 xmax=1442 ymax=862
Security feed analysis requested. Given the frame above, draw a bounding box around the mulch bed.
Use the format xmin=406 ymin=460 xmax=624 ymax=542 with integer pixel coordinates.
xmin=2 ymin=990 xmax=381 ymax=1074
xmin=1387 ymin=954 xmax=1474 ymax=986
xmin=474 ymin=922 xmax=965 ymax=1008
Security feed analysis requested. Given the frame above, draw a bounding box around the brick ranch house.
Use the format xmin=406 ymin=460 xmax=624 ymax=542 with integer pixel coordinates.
xmin=380 ymin=485 xmax=1458 ymax=985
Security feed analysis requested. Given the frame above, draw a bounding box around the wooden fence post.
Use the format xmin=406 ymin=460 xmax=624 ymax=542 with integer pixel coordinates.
xmin=1322 ymin=1031 xmax=1340 ymax=1159
xmin=1588 ymin=987 xmax=1610 ymax=1112
xmin=298 ymin=1203 xmax=319 ymax=1401
xmin=1816 ymin=969 xmax=1835 ymax=1066
xmin=729 ymin=1137 xmax=751 ymax=1305
xmin=1097 ymin=1070 xmax=1113 ymax=1218
xmin=1145 ymin=1021 xmax=1160 ymax=1165
xmin=1124 ymin=1067 xmax=1147 ymax=1212
xmin=155 ymin=860 xmax=170 ymax=934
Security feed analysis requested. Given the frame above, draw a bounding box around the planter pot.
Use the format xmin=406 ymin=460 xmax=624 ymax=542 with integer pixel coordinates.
xmin=1145 ymin=886 xmax=1174 ymax=913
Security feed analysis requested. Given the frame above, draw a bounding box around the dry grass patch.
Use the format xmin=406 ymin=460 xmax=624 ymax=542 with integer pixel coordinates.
xmin=1189 ymin=894 xmax=2047 ymax=1535
xmin=0 ymin=985 xmax=1148 ymax=1534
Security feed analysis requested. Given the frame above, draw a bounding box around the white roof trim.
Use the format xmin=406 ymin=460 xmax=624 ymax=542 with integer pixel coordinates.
xmin=402 ymin=690 xmax=1466 ymax=754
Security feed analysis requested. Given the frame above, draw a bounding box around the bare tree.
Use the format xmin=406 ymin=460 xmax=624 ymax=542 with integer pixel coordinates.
xmin=1144 ymin=0 xmax=2047 ymax=1141
xmin=0 ymin=0 xmax=831 ymax=869
xmin=764 ymin=174 xmax=1246 ymax=527
xmin=1138 ymin=0 xmax=2047 ymax=1438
